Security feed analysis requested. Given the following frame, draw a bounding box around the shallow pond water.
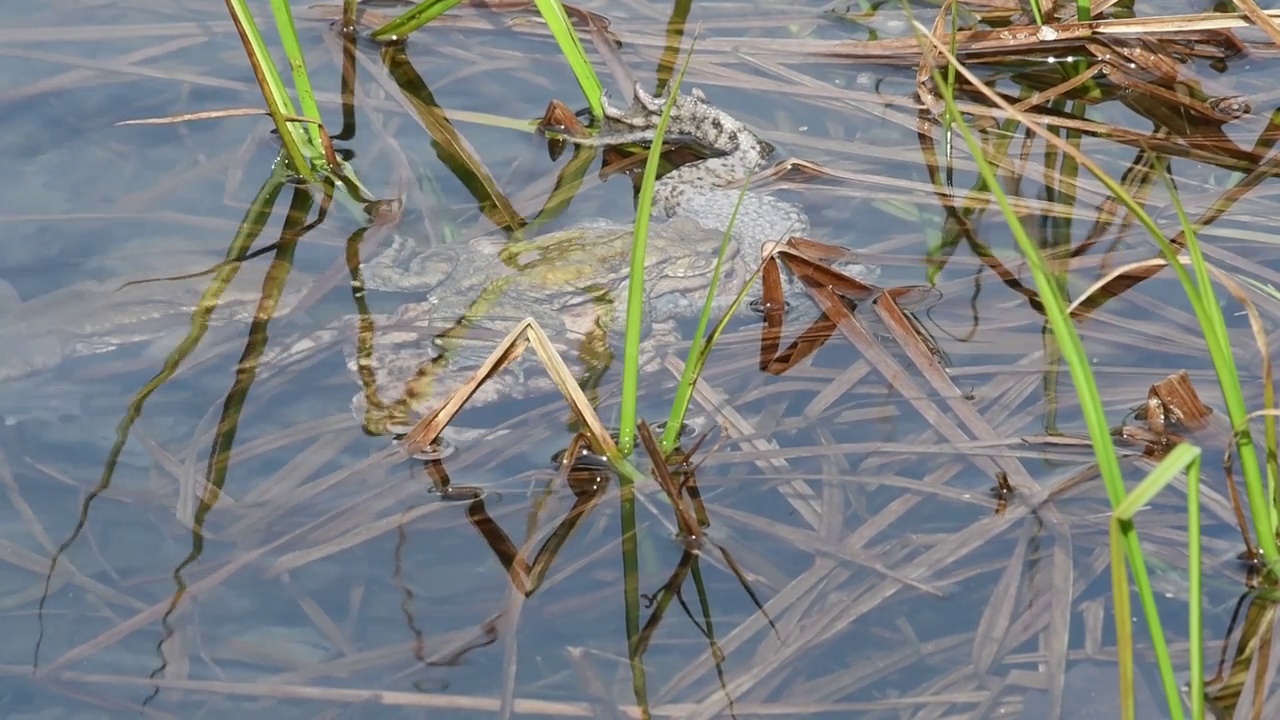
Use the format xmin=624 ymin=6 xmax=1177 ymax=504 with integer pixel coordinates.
xmin=2 ymin=1 xmax=1280 ymax=718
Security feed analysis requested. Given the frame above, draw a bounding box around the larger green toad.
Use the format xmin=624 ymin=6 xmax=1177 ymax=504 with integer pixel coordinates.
xmin=328 ymin=84 xmax=878 ymax=435
xmin=332 ymin=216 xmax=749 ymax=435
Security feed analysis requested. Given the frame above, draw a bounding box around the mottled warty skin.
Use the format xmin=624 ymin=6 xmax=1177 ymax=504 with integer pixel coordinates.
xmin=298 ymin=84 xmax=876 ymax=435
xmin=342 ymin=217 xmax=749 ymax=435
xmin=584 ymin=83 xmax=811 ymax=268
xmin=0 ymin=84 xmax=871 ymax=433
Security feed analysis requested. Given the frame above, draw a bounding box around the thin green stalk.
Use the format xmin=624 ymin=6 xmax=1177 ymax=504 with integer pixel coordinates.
xmin=1161 ymin=175 xmax=1279 ymax=553
xmin=268 ymin=0 xmax=324 ymax=150
xmin=688 ymin=557 xmax=736 ymax=713
xmin=1188 ymin=453 xmax=1204 ymax=720
xmin=660 ymin=178 xmax=749 ymax=453
xmin=616 ymin=56 xmax=693 ymax=457
xmin=1113 ymin=444 xmax=1205 ymax=718
xmin=223 ymin=0 xmax=311 ymax=176
xmin=371 ymin=0 xmax=464 ymax=40
xmin=1109 ymin=520 xmax=1135 ymax=720
xmin=1027 ymin=1 xmax=1045 ymax=25
xmin=921 ymin=35 xmax=1184 ymax=718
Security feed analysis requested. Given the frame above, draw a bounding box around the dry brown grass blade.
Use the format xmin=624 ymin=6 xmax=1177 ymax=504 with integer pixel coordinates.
xmin=902 ymin=24 xmax=1263 ymax=174
xmin=1234 ymin=0 xmax=1280 ymax=47
xmin=1122 ymin=372 xmax=1261 ymax=542
xmin=913 ymin=5 xmax=950 ymax=116
xmin=1146 ymin=370 xmax=1215 ymax=436
xmin=756 ymin=249 xmax=791 ymax=354
xmin=911 ymin=17 xmax=1265 ymax=210
xmin=1204 ymin=596 xmax=1279 ymax=717
xmin=399 ymin=325 xmax=532 ymax=454
xmin=115 ymin=107 xmax=303 ymax=125
xmin=1085 ymin=38 xmax=1250 ymax=124
xmin=1067 ymin=257 xmax=1170 ymax=318
xmin=816 ymin=9 xmax=1260 ymax=60
xmin=400 ymin=318 xmax=619 ymax=459
xmin=949 ymin=99 xmax=1264 ymax=175
xmin=1010 ymin=62 xmax=1106 ymax=118
xmin=305 ymin=0 xmax=1275 ymax=64
xmin=637 ymin=421 xmax=701 ymax=540
xmin=757 ymin=237 xmax=1049 ymax=499
xmin=465 ymin=468 xmax=609 ymax=596
xmin=755 ymin=237 xmax=914 ymax=375
xmin=757 ymin=315 xmax=837 ymax=376
xmin=746 ymin=251 xmax=1075 ymax=705
xmin=796 ymin=265 xmax=1045 ymax=497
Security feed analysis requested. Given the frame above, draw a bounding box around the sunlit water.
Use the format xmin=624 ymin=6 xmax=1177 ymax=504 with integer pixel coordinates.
xmin=0 ymin=1 xmax=1277 ymax=718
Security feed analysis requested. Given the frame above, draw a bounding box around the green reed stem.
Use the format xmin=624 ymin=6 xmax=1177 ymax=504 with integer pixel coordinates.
xmin=1162 ymin=174 xmax=1280 ymax=555
xmin=532 ymin=0 xmax=603 ymax=117
xmin=1113 ymin=443 xmax=1205 ymax=718
xmin=921 ymin=34 xmax=1185 ymax=718
xmin=370 ymin=0 xmax=463 ymax=40
xmin=223 ymin=0 xmax=312 ymax=176
xmin=268 ymin=0 xmax=323 ymax=151
xmin=660 ymin=176 xmax=747 ymax=453
xmin=616 ymin=59 xmax=689 ymax=457
xmin=1108 ymin=520 xmax=1135 ymax=720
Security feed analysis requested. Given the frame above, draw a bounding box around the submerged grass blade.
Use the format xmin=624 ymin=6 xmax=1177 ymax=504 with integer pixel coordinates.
xmin=196 ymin=186 xmax=310 ymax=535
xmin=368 ymin=0 xmax=603 ymax=115
xmin=619 ymin=479 xmax=648 ymax=715
xmin=1108 ymin=520 xmax=1135 ymax=720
